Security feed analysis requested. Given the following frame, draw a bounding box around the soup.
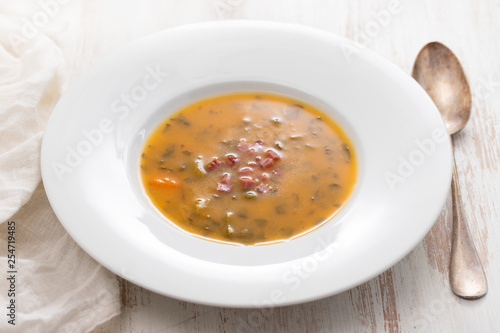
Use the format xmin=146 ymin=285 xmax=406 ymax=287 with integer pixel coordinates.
xmin=140 ymin=92 xmax=357 ymax=245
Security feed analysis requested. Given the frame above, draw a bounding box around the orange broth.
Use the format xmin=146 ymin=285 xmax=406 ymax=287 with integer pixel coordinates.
xmin=140 ymin=92 xmax=357 ymax=245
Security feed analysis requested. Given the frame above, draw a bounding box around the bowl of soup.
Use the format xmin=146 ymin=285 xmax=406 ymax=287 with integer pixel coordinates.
xmin=41 ymin=21 xmax=452 ymax=306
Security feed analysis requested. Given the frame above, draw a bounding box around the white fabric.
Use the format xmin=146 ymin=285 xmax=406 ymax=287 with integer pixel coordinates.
xmin=0 ymin=2 xmax=121 ymax=332
xmin=0 ymin=185 xmax=121 ymax=333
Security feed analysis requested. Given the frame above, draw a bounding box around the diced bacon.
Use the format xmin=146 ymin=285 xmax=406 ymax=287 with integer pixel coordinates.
xmin=259 ymin=173 xmax=270 ymax=181
xmin=266 ymin=149 xmax=281 ymax=160
xmin=240 ymin=177 xmax=256 ymax=189
xmin=207 ymin=157 xmax=224 ymax=171
xmin=256 ymin=183 xmax=271 ymax=193
xmin=255 ymin=156 xmax=262 ymax=162
xmin=247 ymin=162 xmax=258 ymax=168
xmin=227 ymin=154 xmax=239 ymax=166
xmin=239 ymin=167 xmax=253 ymax=176
xmin=217 ymin=182 xmax=233 ymax=193
xmin=260 ymin=158 xmax=274 ymax=169
xmin=220 ymin=173 xmax=231 ymax=184
xmin=237 ymin=142 xmax=250 ymax=152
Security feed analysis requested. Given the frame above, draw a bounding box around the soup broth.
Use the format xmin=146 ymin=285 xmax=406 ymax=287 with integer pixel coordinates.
xmin=140 ymin=92 xmax=357 ymax=245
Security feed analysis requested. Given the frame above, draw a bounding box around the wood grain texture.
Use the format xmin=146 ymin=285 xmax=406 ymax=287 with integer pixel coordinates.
xmin=68 ymin=0 xmax=498 ymax=332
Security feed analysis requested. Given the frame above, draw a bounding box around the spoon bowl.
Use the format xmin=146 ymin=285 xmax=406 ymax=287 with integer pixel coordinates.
xmin=412 ymin=42 xmax=472 ymax=135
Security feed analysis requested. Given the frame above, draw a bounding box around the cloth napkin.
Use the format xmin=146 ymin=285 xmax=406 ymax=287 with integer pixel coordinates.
xmin=0 ymin=2 xmax=121 ymax=332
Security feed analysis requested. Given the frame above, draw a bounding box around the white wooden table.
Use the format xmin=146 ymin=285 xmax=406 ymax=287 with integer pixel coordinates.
xmin=58 ymin=0 xmax=499 ymax=331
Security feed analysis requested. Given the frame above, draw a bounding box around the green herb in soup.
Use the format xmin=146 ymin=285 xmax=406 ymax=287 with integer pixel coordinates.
xmin=140 ymin=92 xmax=357 ymax=245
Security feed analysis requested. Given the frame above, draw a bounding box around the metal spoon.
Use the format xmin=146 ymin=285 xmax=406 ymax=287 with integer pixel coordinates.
xmin=412 ymin=42 xmax=487 ymax=299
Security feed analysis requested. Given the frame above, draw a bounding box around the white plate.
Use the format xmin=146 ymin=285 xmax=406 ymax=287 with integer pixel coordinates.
xmin=41 ymin=21 xmax=452 ymax=307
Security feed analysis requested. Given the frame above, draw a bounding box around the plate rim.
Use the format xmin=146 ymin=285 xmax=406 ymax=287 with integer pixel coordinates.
xmin=41 ymin=20 xmax=452 ymax=307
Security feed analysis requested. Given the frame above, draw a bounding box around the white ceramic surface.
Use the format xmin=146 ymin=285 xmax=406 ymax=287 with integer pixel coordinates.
xmin=41 ymin=21 xmax=452 ymax=307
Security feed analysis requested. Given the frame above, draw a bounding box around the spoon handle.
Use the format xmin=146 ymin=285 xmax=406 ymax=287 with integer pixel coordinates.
xmin=449 ymin=149 xmax=487 ymax=299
